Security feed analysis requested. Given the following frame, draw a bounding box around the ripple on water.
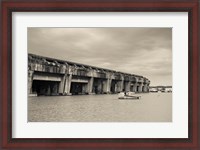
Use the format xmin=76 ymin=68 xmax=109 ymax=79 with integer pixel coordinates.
xmin=28 ymin=93 xmax=172 ymax=122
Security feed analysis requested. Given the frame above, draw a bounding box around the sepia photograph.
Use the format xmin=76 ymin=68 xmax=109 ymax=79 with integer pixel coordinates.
xmin=2 ymin=0 xmax=199 ymax=148
xmin=28 ymin=27 xmax=172 ymax=122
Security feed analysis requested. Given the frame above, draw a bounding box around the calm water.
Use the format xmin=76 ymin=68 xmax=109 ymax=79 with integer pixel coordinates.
xmin=28 ymin=93 xmax=172 ymax=122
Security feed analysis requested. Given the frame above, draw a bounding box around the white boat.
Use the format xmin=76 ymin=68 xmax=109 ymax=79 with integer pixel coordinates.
xmin=118 ymin=92 xmax=141 ymax=100
xmin=118 ymin=96 xmax=141 ymax=100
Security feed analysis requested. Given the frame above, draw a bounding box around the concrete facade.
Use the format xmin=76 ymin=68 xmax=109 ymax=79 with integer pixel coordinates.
xmin=28 ymin=54 xmax=150 ymax=96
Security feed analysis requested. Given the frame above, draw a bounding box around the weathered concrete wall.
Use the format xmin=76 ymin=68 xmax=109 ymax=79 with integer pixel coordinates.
xmin=28 ymin=54 xmax=150 ymax=96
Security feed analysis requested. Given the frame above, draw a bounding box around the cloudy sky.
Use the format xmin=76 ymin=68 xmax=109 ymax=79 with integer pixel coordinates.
xmin=28 ymin=28 xmax=172 ymax=86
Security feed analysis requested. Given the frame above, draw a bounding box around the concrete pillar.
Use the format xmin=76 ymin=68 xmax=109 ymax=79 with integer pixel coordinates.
xmin=108 ymin=79 xmax=112 ymax=93
xmin=102 ymin=80 xmax=106 ymax=93
xmin=143 ymin=83 xmax=148 ymax=92
xmin=125 ymin=81 xmax=131 ymax=92
xmin=116 ymin=81 xmax=120 ymax=92
xmin=147 ymin=84 xmax=150 ymax=92
xmin=87 ymin=77 xmax=94 ymax=94
xmin=103 ymin=79 xmax=111 ymax=94
xmin=97 ymin=80 xmax=103 ymax=94
xmin=143 ymin=84 xmax=146 ymax=92
xmin=28 ymin=70 xmax=34 ymax=95
xmin=117 ymin=80 xmax=124 ymax=92
xmin=114 ymin=83 xmax=117 ymax=93
xmin=64 ymin=74 xmax=72 ymax=95
xmin=115 ymin=81 xmax=118 ymax=92
xmin=133 ymin=83 xmax=137 ymax=92
xmin=138 ymin=83 xmax=143 ymax=93
xmin=58 ymin=75 xmax=66 ymax=94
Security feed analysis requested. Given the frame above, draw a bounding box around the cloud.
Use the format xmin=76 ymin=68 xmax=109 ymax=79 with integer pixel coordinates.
xmin=28 ymin=27 xmax=172 ymax=86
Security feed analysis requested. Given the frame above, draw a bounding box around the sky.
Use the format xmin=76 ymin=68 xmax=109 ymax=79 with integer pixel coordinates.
xmin=28 ymin=28 xmax=172 ymax=86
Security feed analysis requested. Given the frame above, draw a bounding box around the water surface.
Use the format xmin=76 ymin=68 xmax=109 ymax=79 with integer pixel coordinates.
xmin=28 ymin=93 xmax=172 ymax=122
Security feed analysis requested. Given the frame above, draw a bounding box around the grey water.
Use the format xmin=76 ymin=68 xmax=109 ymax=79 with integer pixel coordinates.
xmin=28 ymin=93 xmax=172 ymax=122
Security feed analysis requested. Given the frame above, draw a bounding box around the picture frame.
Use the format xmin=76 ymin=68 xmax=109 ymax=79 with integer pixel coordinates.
xmin=1 ymin=0 xmax=199 ymax=149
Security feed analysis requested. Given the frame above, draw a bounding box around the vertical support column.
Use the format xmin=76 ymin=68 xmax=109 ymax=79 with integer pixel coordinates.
xmin=58 ymin=65 xmax=68 ymax=95
xmin=119 ymin=80 xmax=124 ymax=92
xmin=138 ymin=83 xmax=143 ymax=93
xmin=143 ymin=83 xmax=148 ymax=92
xmin=116 ymin=81 xmax=120 ymax=92
xmin=64 ymin=74 xmax=72 ymax=95
xmin=103 ymin=79 xmax=111 ymax=94
xmin=88 ymin=77 xmax=94 ymax=94
xmin=116 ymin=80 xmax=123 ymax=92
xmin=59 ymin=75 xmax=66 ymax=95
xmin=147 ymin=84 xmax=150 ymax=92
xmin=114 ymin=82 xmax=117 ymax=93
xmin=103 ymin=79 xmax=107 ymax=93
xmin=143 ymin=83 xmax=146 ymax=92
xmin=133 ymin=83 xmax=137 ymax=92
xmin=97 ymin=80 xmax=103 ymax=94
xmin=109 ymin=79 xmax=112 ymax=93
xmin=125 ymin=81 xmax=131 ymax=92
xmin=120 ymin=75 xmax=124 ymax=92
xmin=28 ymin=70 xmax=34 ymax=95
xmin=104 ymin=72 xmax=112 ymax=94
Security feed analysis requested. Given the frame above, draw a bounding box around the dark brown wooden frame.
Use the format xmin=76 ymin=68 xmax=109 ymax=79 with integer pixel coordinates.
xmin=1 ymin=0 xmax=199 ymax=149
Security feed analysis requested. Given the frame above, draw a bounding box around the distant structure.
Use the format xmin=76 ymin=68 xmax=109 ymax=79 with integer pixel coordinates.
xmin=149 ymin=86 xmax=172 ymax=92
xmin=28 ymin=54 xmax=150 ymax=96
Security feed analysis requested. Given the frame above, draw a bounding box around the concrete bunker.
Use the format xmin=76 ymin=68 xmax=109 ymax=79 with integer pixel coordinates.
xmin=28 ymin=54 xmax=150 ymax=96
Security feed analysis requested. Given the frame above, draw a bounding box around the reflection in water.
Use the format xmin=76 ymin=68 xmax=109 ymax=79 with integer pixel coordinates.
xmin=28 ymin=93 xmax=172 ymax=122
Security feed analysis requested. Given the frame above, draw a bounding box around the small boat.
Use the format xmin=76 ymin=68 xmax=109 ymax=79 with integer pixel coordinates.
xmin=118 ymin=92 xmax=141 ymax=100
xmin=118 ymin=96 xmax=141 ymax=100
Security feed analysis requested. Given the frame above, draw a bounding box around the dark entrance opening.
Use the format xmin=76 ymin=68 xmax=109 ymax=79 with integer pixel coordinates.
xmin=130 ymin=85 xmax=134 ymax=92
xmin=110 ymin=80 xmax=117 ymax=93
xmin=136 ymin=86 xmax=140 ymax=92
xmin=93 ymin=78 xmax=104 ymax=94
xmin=70 ymin=82 xmax=86 ymax=95
xmin=123 ymin=81 xmax=125 ymax=92
xmin=32 ymin=80 xmax=60 ymax=96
